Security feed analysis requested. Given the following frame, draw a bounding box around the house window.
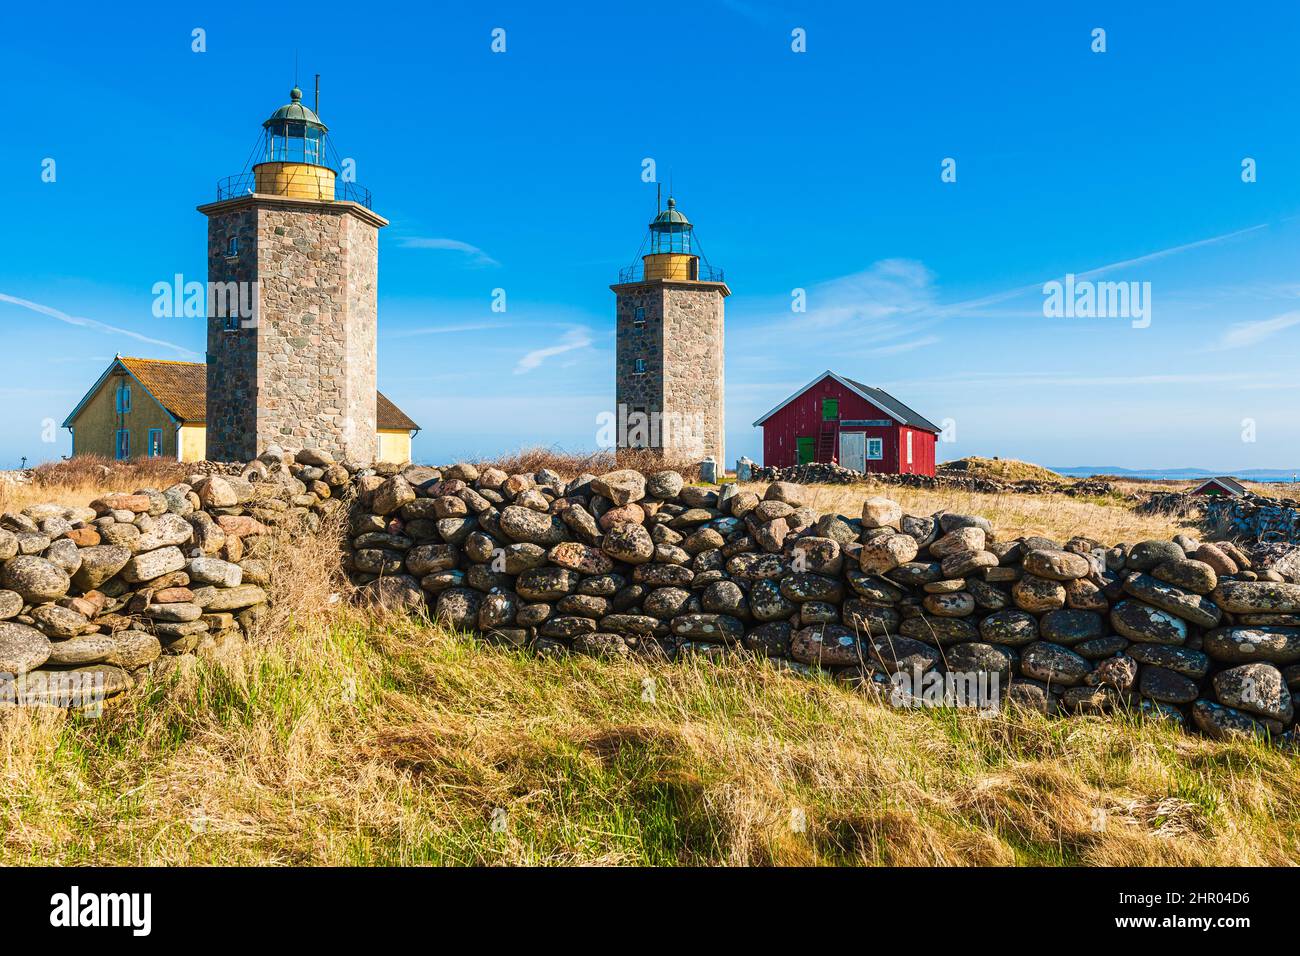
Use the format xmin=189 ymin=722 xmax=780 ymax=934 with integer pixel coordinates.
xmin=226 ymin=236 xmax=239 ymax=258
xmin=147 ymin=428 xmax=163 ymax=458
xmin=867 ymin=437 xmax=883 ymax=460
xmin=115 ymin=429 xmax=130 ymax=461
xmin=115 ymin=383 xmax=131 ymax=413
xmin=906 ymin=431 xmax=913 ymax=465
xmin=634 ymin=358 xmax=647 ymax=374
xmin=634 ymin=307 xmax=646 ymax=325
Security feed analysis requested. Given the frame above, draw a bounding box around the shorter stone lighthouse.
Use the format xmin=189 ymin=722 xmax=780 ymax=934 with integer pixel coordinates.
xmin=611 ymin=197 xmax=729 ymax=465
xmin=198 ymin=85 xmax=387 ymax=462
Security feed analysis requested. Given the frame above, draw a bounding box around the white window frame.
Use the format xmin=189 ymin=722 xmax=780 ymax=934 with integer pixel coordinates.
xmin=866 ymin=437 xmax=883 ymax=460
xmin=906 ymin=431 xmax=913 ymax=465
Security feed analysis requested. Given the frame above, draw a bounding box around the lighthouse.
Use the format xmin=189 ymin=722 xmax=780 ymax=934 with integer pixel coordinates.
xmin=197 ymin=84 xmax=387 ymax=462
xmin=611 ymin=196 xmax=729 ymax=466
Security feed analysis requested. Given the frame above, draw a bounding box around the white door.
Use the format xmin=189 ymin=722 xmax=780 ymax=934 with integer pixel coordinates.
xmin=840 ymin=431 xmax=866 ymax=472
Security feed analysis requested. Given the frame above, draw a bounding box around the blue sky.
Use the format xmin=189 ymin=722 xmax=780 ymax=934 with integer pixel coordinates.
xmin=3 ymin=0 xmax=1300 ymax=470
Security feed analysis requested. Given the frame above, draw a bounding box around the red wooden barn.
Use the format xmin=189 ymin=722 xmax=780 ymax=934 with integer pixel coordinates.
xmin=752 ymin=371 xmax=941 ymax=476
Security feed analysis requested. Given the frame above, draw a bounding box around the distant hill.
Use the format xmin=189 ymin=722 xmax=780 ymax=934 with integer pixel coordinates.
xmin=1052 ymin=466 xmax=1300 ymax=481
xmin=938 ymin=457 xmax=1063 ymax=482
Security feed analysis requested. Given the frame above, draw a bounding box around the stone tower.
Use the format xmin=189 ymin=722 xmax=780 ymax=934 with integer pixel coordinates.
xmin=197 ymin=85 xmax=387 ymax=462
xmin=611 ymin=197 xmax=728 ymax=465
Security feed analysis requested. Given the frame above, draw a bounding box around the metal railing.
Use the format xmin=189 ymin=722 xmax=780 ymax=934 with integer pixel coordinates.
xmin=618 ymin=261 xmax=725 ymax=284
xmin=215 ymin=173 xmax=373 ymax=209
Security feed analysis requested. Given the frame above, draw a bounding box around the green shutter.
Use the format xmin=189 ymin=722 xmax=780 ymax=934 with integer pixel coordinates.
xmin=822 ymin=398 xmax=838 ymax=420
xmin=796 ymin=436 xmax=815 ymax=464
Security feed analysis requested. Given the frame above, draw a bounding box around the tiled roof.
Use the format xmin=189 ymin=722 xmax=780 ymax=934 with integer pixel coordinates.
xmin=376 ymin=391 xmax=420 ymax=431
xmin=117 ymin=357 xmax=207 ymax=423
xmin=86 ymin=358 xmax=419 ymax=431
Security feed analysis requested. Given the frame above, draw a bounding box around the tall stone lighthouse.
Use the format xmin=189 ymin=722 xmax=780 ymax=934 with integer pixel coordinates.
xmin=611 ymin=197 xmax=729 ymax=465
xmin=198 ymin=85 xmax=387 ymax=462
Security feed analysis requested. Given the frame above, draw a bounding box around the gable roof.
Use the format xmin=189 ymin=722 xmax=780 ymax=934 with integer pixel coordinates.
xmin=752 ymin=370 xmax=941 ymax=432
xmin=64 ymin=357 xmax=420 ymax=432
xmin=1192 ymin=476 xmax=1247 ymax=496
xmin=120 ymin=357 xmax=207 ymax=422
xmin=376 ymin=391 xmax=420 ymax=431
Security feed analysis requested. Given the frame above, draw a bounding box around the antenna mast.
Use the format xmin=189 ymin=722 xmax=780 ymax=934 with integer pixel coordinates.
xmin=314 ymin=74 xmax=320 ymax=113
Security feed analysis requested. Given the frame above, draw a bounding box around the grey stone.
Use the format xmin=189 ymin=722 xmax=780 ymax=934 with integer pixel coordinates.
xmin=121 ymin=546 xmax=187 ymax=584
xmin=0 ymin=556 xmax=70 ymax=602
xmin=1019 ymin=641 xmax=1092 ymax=687
xmin=0 ymin=621 xmax=51 ymax=674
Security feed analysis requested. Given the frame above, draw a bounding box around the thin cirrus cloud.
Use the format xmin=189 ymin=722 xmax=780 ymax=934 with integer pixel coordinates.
xmin=1206 ymin=310 xmax=1300 ymax=351
xmin=931 ymin=222 xmax=1270 ymax=320
xmin=395 ymin=236 xmax=500 ymax=267
xmin=514 ymin=327 xmax=594 ymax=374
xmin=386 ymin=322 xmax=506 ymax=339
xmin=0 ymin=291 xmax=200 ymax=359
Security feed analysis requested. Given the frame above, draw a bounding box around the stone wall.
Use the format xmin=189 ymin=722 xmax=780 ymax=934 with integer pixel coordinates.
xmin=614 ymin=279 xmax=725 ymax=465
xmin=0 ymin=450 xmax=354 ymax=711
xmin=344 ymin=464 xmax=1300 ymax=747
xmin=9 ymin=453 xmax=1299 ymax=748
xmin=662 ymin=284 xmax=725 ymax=466
xmin=614 ymin=284 xmax=663 ymax=428
xmin=1203 ymin=493 xmax=1300 ymax=545
xmin=205 ymin=204 xmax=260 ymax=459
xmin=756 ymin=461 xmax=1130 ymax=498
xmin=203 ymin=197 xmax=380 ymax=463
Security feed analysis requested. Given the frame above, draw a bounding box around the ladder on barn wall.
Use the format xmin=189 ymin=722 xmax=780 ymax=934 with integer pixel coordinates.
xmin=817 ymin=419 xmax=838 ymax=462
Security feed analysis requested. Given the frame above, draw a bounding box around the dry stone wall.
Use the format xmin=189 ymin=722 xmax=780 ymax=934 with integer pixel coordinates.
xmin=8 ymin=451 xmax=1300 ymax=749
xmin=755 ymin=461 xmax=1126 ymax=499
xmin=1203 ymin=493 xmax=1300 ymax=545
xmin=348 ymin=464 xmax=1300 ymax=747
xmin=0 ymin=448 xmax=356 ymax=711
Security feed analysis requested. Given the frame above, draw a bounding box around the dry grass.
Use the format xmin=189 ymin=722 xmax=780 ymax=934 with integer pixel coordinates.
xmin=938 ymin=456 xmax=1064 ymax=483
xmin=738 ymin=481 xmax=1197 ymax=543
xmin=0 ymin=456 xmax=191 ymax=513
xmin=3 ymin=597 xmax=1297 ymax=865
xmin=476 ymin=447 xmax=702 ymax=482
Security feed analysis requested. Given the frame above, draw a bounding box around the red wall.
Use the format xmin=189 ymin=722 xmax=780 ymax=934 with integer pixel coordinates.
xmin=759 ymin=375 xmax=937 ymax=476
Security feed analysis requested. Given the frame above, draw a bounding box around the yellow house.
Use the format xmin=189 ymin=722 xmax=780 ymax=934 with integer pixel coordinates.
xmin=63 ymin=356 xmax=420 ymax=463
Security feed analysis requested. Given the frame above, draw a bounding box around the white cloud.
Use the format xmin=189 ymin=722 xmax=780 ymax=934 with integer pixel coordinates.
xmin=396 ymin=237 xmax=500 ymax=266
xmin=513 ymin=327 xmax=594 ymax=374
xmin=870 ymin=335 xmax=939 ymax=356
xmin=932 ymin=222 xmax=1270 ymax=319
xmin=0 ymin=292 xmax=200 ymax=358
xmin=1207 ymin=310 xmax=1300 ymax=351
xmin=386 ymin=322 xmax=504 ymax=339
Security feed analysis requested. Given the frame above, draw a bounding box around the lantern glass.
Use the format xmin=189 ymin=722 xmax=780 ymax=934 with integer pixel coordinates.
xmin=265 ymin=121 xmax=326 ymax=165
xmin=650 ymin=227 xmax=692 ymax=255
